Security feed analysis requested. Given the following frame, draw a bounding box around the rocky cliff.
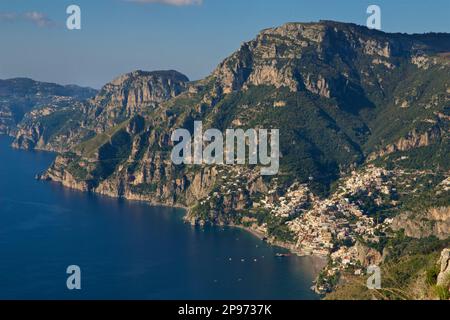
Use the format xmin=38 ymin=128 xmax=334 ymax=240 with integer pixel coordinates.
xmin=90 ymin=70 xmax=189 ymax=132
xmin=392 ymin=207 xmax=450 ymax=240
xmin=12 ymin=70 xmax=189 ymax=152
xmin=437 ymin=249 xmax=450 ymax=287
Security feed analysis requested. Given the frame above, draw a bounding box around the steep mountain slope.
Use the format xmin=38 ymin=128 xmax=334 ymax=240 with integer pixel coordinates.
xmin=0 ymin=78 xmax=96 ymax=135
xmin=42 ymin=21 xmax=449 ymax=195
xmin=34 ymin=21 xmax=449 ymax=297
xmin=12 ymin=70 xmax=189 ymax=152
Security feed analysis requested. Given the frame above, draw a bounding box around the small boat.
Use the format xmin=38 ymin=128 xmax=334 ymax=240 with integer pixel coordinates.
xmin=276 ymin=253 xmax=292 ymax=257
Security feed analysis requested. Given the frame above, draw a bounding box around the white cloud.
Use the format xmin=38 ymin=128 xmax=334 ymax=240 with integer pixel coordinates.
xmin=129 ymin=0 xmax=203 ymax=6
xmin=0 ymin=11 xmax=54 ymax=28
xmin=23 ymin=11 xmax=54 ymax=28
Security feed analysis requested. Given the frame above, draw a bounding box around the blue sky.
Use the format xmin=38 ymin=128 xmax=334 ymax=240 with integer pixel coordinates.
xmin=0 ymin=0 xmax=449 ymax=88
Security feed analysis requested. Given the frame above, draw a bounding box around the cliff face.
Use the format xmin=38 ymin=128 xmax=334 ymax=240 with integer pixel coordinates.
xmin=212 ymin=22 xmax=449 ymax=98
xmin=90 ymin=70 xmax=189 ymax=132
xmin=437 ymin=249 xmax=450 ymax=287
xmin=12 ymin=70 xmax=189 ymax=152
xmin=213 ymin=22 xmax=371 ymax=96
xmin=368 ymin=125 xmax=445 ymax=160
xmin=392 ymin=207 xmax=450 ymax=240
xmin=40 ymin=151 xmax=218 ymax=208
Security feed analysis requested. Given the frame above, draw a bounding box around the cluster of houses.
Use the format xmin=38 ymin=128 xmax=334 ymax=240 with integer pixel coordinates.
xmin=259 ymin=182 xmax=310 ymax=218
xmin=257 ymin=166 xmax=395 ymax=259
xmin=287 ymin=195 xmax=378 ymax=257
xmin=198 ymin=163 xmax=447 ymax=294
xmin=338 ymin=165 xmax=393 ymax=198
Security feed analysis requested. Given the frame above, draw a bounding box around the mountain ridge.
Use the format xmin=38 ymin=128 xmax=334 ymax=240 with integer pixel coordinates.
xmin=0 ymin=77 xmax=97 ymax=135
xmin=12 ymin=70 xmax=190 ymax=151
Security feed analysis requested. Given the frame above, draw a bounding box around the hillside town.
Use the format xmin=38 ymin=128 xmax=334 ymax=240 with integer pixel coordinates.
xmin=258 ymin=166 xmax=394 ymax=256
xmin=193 ymin=159 xmax=448 ymax=295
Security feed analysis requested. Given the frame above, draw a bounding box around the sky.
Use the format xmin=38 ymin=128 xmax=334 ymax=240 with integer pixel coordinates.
xmin=0 ymin=0 xmax=449 ymax=89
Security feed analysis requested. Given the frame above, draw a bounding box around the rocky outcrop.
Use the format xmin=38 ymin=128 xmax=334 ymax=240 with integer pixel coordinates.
xmin=356 ymin=242 xmax=382 ymax=267
xmin=41 ymin=153 xmax=219 ymax=209
xmin=12 ymin=70 xmax=189 ymax=152
xmin=437 ymin=249 xmax=450 ymax=287
xmin=91 ymin=70 xmax=189 ymax=132
xmin=212 ymin=23 xmax=340 ymax=95
xmin=369 ymin=126 xmax=444 ymax=160
xmin=40 ymin=155 xmax=93 ymax=191
xmin=303 ymin=74 xmax=331 ymax=98
xmin=12 ymin=124 xmax=44 ymax=150
xmin=211 ymin=20 xmax=445 ymax=101
xmin=391 ymin=207 xmax=450 ymax=240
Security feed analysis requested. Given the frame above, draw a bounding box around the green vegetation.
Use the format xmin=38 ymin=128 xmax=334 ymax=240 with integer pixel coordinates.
xmin=130 ymin=183 xmax=158 ymax=195
xmin=91 ymin=128 xmax=132 ymax=180
xmin=75 ymin=120 xmax=130 ymax=158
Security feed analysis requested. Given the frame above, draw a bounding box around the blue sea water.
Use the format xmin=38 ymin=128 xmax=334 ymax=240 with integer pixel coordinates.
xmin=0 ymin=136 xmax=321 ymax=300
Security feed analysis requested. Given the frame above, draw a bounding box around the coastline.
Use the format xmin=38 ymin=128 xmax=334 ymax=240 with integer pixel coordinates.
xmin=21 ymin=135 xmax=329 ymax=294
xmin=233 ymin=225 xmax=327 ymax=262
xmin=3 ymin=134 xmax=328 ymax=297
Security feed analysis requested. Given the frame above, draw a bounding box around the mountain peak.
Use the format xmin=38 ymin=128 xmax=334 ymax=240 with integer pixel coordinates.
xmin=89 ymin=69 xmax=189 ymax=130
xmin=109 ymin=70 xmax=189 ymax=87
xmin=212 ymin=20 xmax=450 ymax=96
